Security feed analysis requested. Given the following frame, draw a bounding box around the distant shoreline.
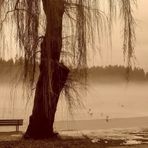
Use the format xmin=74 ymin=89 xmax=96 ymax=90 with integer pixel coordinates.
xmin=0 ymin=59 xmax=148 ymax=83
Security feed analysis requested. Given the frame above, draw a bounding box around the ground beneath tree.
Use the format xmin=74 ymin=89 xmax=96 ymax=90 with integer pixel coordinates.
xmin=1 ymin=128 xmax=148 ymax=147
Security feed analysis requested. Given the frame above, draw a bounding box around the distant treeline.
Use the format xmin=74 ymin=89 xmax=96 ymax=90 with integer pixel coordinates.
xmin=87 ymin=65 xmax=148 ymax=83
xmin=0 ymin=58 xmax=24 ymax=83
xmin=0 ymin=58 xmax=148 ymax=83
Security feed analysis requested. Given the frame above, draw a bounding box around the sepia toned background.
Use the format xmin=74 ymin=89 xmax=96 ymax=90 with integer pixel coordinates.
xmin=0 ymin=0 xmax=148 ymax=132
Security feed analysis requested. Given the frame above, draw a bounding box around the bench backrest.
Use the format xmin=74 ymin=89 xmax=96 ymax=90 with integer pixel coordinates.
xmin=0 ymin=119 xmax=23 ymax=126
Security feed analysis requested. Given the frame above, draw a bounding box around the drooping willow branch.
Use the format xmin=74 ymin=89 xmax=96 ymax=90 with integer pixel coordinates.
xmin=0 ymin=0 xmax=137 ymax=107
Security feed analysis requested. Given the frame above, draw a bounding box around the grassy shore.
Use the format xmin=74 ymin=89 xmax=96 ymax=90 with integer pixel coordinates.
xmin=0 ymin=139 xmax=101 ymax=148
xmin=0 ymin=138 xmax=148 ymax=148
xmin=0 ymin=132 xmax=122 ymax=148
xmin=0 ymin=132 xmax=148 ymax=148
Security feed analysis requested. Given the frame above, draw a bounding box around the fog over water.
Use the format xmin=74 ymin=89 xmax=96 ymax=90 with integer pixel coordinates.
xmin=0 ymin=80 xmax=148 ymax=132
xmin=0 ymin=82 xmax=148 ymax=121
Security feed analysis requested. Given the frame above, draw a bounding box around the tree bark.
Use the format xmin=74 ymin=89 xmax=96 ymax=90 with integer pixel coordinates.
xmin=24 ymin=0 xmax=69 ymax=139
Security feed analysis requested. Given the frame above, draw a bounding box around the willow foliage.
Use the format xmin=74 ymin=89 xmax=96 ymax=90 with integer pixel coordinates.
xmin=0 ymin=0 xmax=136 ymax=86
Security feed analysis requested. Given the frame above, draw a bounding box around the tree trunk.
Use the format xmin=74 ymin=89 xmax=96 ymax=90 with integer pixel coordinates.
xmin=24 ymin=0 xmax=69 ymax=139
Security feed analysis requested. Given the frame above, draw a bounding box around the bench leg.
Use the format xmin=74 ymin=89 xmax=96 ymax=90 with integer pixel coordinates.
xmin=16 ymin=125 xmax=19 ymax=132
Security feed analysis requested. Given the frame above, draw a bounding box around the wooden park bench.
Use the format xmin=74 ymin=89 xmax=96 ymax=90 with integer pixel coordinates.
xmin=0 ymin=119 xmax=23 ymax=132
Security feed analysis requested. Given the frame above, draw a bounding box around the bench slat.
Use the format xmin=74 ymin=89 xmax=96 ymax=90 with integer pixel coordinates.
xmin=0 ymin=119 xmax=23 ymax=126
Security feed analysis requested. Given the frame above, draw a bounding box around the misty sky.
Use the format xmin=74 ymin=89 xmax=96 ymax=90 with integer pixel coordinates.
xmin=92 ymin=0 xmax=148 ymax=72
xmin=135 ymin=0 xmax=148 ymax=72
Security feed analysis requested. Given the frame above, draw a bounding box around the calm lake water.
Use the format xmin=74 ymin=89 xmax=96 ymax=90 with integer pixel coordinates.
xmin=0 ymin=82 xmax=148 ymax=132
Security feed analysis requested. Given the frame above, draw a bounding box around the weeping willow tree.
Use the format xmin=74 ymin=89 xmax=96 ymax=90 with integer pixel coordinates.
xmin=0 ymin=0 xmax=136 ymax=139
